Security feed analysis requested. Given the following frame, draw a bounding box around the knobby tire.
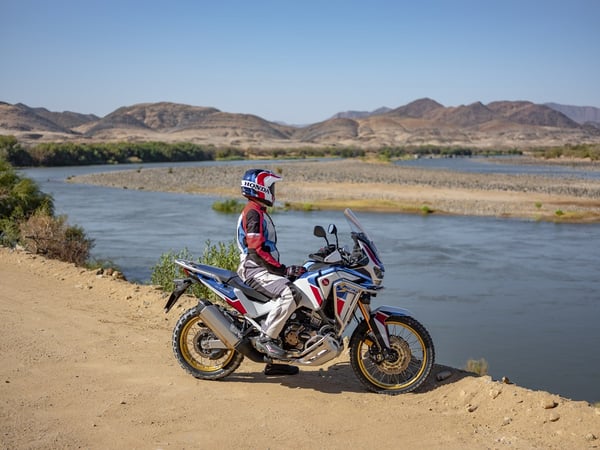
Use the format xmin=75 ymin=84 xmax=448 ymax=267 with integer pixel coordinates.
xmin=172 ymin=305 xmax=243 ymax=380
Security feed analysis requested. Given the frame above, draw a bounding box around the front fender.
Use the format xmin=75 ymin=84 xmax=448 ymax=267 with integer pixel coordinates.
xmin=372 ymin=305 xmax=412 ymax=318
xmin=370 ymin=305 xmax=413 ymax=348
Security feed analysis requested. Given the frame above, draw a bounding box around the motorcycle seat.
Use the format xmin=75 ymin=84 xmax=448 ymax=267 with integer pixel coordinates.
xmin=177 ymin=260 xmax=238 ymax=283
xmin=228 ymin=277 xmax=271 ymax=303
xmin=176 ymin=260 xmax=271 ymax=303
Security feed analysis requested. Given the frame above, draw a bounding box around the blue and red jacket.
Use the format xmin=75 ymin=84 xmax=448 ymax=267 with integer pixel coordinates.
xmin=236 ymin=200 xmax=285 ymax=275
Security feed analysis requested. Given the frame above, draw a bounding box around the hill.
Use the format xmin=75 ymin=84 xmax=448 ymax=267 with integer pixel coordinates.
xmin=545 ymin=102 xmax=600 ymax=126
xmin=0 ymin=102 xmax=98 ymax=134
xmin=1 ymin=99 xmax=600 ymax=149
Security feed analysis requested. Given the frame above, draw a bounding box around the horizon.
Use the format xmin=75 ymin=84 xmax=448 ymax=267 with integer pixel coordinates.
xmin=1 ymin=0 xmax=599 ymax=124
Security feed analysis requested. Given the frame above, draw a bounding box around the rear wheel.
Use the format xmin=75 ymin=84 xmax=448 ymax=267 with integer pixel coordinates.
xmin=172 ymin=305 xmax=243 ymax=379
xmin=349 ymin=315 xmax=434 ymax=394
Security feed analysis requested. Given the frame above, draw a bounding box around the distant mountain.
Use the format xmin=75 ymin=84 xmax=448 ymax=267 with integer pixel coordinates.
xmin=294 ymin=118 xmax=359 ymax=142
xmin=73 ymin=102 xmax=295 ymax=142
xmin=31 ymin=107 xmax=99 ymax=130
xmin=90 ymin=102 xmax=219 ymax=131
xmin=2 ymin=99 xmax=599 ymax=149
xmin=488 ymin=101 xmax=579 ymax=128
xmin=387 ymin=98 xmax=444 ymax=118
xmin=0 ymin=102 xmax=97 ymax=135
xmin=545 ymin=102 xmax=600 ymax=125
xmin=424 ymin=101 xmax=497 ymax=127
xmin=0 ymin=103 xmax=71 ymax=133
xmin=305 ymin=99 xmax=593 ymax=146
xmin=330 ymin=107 xmax=392 ymax=120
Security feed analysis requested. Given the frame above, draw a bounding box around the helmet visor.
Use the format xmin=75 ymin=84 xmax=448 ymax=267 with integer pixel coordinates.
xmin=269 ymin=183 xmax=275 ymax=202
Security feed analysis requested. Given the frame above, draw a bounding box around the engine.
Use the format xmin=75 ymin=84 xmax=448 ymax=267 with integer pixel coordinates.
xmin=282 ymin=308 xmax=329 ymax=350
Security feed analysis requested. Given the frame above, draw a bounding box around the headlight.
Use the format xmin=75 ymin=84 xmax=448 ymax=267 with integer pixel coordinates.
xmin=374 ymin=266 xmax=384 ymax=281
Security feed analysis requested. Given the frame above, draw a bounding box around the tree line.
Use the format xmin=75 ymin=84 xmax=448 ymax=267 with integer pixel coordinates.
xmin=0 ymin=136 xmax=217 ymax=166
xmin=3 ymin=135 xmax=598 ymax=168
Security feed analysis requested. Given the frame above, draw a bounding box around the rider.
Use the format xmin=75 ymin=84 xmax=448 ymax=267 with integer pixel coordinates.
xmin=236 ymin=168 xmax=305 ymax=375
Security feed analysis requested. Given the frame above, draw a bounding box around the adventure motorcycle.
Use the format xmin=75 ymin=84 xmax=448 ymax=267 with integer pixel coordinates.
xmin=164 ymin=208 xmax=435 ymax=394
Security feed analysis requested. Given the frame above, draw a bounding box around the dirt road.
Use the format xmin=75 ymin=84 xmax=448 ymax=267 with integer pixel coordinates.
xmin=1 ymin=247 xmax=598 ymax=449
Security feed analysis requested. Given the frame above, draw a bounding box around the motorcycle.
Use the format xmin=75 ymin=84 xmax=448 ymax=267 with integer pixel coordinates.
xmin=164 ymin=208 xmax=435 ymax=394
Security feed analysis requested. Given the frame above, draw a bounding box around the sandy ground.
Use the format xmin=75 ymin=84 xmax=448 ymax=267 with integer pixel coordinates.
xmin=1 ymin=247 xmax=599 ymax=449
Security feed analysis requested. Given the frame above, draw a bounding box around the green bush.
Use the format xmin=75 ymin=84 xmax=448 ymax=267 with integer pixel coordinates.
xmin=0 ymin=135 xmax=34 ymax=166
xmin=535 ymin=143 xmax=600 ymax=160
xmin=0 ymin=159 xmax=54 ymax=245
xmin=212 ymin=198 xmax=244 ymax=213
xmin=151 ymin=247 xmax=195 ymax=291
xmin=20 ymin=141 xmax=216 ymax=166
xmin=151 ymin=240 xmax=239 ymax=301
xmin=465 ymin=358 xmax=489 ymax=376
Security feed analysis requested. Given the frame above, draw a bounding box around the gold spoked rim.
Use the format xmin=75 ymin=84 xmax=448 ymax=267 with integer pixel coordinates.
xmin=357 ymin=319 xmax=428 ymax=390
xmin=179 ymin=316 xmax=235 ymax=372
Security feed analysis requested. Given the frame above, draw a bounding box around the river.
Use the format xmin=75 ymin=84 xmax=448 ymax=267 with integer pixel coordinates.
xmin=21 ymin=159 xmax=600 ymax=403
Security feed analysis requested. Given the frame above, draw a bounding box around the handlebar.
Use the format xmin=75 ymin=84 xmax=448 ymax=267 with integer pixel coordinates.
xmin=308 ymin=244 xmax=337 ymax=262
xmin=308 ymin=234 xmax=365 ymax=267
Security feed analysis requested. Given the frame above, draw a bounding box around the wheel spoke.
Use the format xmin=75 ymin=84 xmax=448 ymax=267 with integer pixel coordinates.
xmin=350 ymin=316 xmax=434 ymax=394
xmin=172 ymin=305 xmax=243 ymax=380
xmin=180 ymin=317 xmax=234 ymax=371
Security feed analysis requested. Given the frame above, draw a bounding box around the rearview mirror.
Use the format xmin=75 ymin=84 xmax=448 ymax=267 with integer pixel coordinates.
xmin=313 ymin=225 xmax=326 ymax=238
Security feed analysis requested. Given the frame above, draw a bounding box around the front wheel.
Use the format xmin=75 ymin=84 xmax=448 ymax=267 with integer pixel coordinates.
xmin=172 ymin=305 xmax=243 ymax=380
xmin=349 ymin=315 xmax=434 ymax=395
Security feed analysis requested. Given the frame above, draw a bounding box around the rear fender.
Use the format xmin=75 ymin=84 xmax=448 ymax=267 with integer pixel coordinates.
xmin=369 ymin=305 xmax=412 ymax=348
xmin=164 ymin=278 xmax=194 ymax=313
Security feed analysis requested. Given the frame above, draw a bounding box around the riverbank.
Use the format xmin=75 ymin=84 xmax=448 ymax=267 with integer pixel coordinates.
xmin=1 ymin=246 xmax=599 ymax=449
xmin=70 ymin=159 xmax=600 ymax=222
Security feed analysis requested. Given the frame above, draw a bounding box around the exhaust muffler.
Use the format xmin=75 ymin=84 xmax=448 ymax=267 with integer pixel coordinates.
xmin=197 ymin=300 xmax=242 ymax=349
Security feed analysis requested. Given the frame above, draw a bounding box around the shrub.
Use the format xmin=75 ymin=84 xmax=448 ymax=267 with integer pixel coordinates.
xmin=151 ymin=247 xmax=195 ymax=292
xmin=0 ymin=135 xmax=34 ymax=166
xmin=1 ymin=159 xmax=54 ymax=245
xmin=0 ymin=159 xmax=53 ymax=218
xmin=19 ymin=211 xmax=94 ymax=266
xmin=465 ymin=358 xmax=489 ymax=376
xmin=212 ymin=198 xmax=244 ymax=214
xmin=151 ymin=240 xmax=239 ymax=302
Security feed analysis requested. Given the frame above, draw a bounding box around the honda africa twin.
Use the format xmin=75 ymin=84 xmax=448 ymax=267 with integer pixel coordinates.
xmin=164 ymin=208 xmax=435 ymax=394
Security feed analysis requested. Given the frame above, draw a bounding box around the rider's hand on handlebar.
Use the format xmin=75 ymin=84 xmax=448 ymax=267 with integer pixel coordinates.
xmin=316 ymin=244 xmax=336 ymax=256
xmin=285 ymin=265 xmax=306 ymax=279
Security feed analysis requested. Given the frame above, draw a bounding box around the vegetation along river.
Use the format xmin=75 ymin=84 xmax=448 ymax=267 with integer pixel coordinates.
xmin=22 ymin=159 xmax=600 ymax=403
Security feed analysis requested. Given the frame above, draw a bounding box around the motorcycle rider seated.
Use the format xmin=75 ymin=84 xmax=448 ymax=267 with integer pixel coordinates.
xmin=236 ymin=169 xmax=305 ymax=376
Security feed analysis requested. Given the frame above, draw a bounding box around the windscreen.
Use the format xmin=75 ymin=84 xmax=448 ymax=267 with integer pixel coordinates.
xmin=343 ymin=208 xmax=383 ymax=264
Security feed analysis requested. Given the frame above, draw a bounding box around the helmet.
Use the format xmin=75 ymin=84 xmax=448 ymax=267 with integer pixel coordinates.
xmin=241 ymin=169 xmax=282 ymax=206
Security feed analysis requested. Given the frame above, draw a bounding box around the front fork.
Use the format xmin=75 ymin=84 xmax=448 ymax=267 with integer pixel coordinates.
xmin=357 ymin=301 xmax=410 ymax=362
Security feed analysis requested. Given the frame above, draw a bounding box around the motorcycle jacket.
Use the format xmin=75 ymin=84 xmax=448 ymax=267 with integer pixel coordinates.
xmin=236 ymin=200 xmax=285 ymax=275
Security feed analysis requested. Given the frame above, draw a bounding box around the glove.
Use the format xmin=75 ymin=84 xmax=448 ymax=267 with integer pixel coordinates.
xmin=285 ymin=265 xmax=306 ymax=279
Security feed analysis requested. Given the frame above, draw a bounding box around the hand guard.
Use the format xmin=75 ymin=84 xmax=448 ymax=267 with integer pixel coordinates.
xmin=285 ymin=265 xmax=306 ymax=279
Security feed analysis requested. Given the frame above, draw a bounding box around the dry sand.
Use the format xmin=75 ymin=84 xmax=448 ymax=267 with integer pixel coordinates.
xmin=1 ymin=247 xmax=599 ymax=449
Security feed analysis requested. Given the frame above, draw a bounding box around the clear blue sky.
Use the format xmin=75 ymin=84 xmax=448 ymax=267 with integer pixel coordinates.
xmin=1 ymin=0 xmax=599 ymax=124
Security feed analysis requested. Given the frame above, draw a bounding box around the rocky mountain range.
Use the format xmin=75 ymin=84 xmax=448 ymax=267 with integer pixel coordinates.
xmin=1 ymin=98 xmax=599 ymax=149
xmin=544 ymin=102 xmax=600 ymax=125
